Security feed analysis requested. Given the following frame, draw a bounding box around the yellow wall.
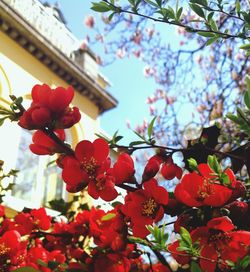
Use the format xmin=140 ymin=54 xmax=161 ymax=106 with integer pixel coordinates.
xmin=0 ymin=30 xmax=102 ymax=208
xmin=0 ymin=31 xmax=100 ymax=146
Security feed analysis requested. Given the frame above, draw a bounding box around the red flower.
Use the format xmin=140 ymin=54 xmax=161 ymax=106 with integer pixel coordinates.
xmin=62 ymin=138 xmax=110 ymax=193
xmin=31 ymin=208 xmax=51 ymax=230
xmin=88 ymin=207 xmax=128 ymax=251
xmin=93 ymin=252 xmax=131 ymax=272
xmin=29 ymin=129 xmax=65 ymax=155
xmin=56 ymin=106 xmax=81 ymax=128
xmin=152 ymin=263 xmax=171 ymax=272
xmin=169 ymin=217 xmax=250 ymax=272
xmin=18 ymin=84 xmax=80 ymax=129
xmin=0 ymin=230 xmax=21 ymax=264
xmin=121 ymin=179 xmax=168 ymax=238
xmin=88 ymin=172 xmax=118 ymax=201
xmin=174 ymin=164 xmax=232 ymax=207
xmin=161 ymin=157 xmax=182 ymax=180
xmin=0 ymin=205 xmax=5 ymax=217
xmin=113 ymin=153 xmax=135 ymax=184
xmin=142 ymin=155 xmax=182 ymax=182
xmin=225 ymin=200 xmax=249 ymax=225
xmin=142 ymin=156 xmax=160 ymax=181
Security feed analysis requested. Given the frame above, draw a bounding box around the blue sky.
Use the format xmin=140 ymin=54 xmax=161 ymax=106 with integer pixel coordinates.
xmin=43 ymin=0 xmax=160 ymax=142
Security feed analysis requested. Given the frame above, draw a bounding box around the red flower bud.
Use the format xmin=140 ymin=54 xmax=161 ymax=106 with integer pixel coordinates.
xmin=142 ymin=158 xmax=160 ymax=181
xmin=228 ymin=180 xmax=246 ymax=202
xmin=161 ymin=157 xmax=182 ymax=180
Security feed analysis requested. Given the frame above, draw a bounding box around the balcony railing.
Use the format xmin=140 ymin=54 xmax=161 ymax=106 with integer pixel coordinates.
xmin=2 ymin=0 xmax=102 ymax=81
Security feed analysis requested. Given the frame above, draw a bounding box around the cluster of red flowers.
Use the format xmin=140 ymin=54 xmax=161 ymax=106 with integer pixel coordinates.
xmin=0 ymin=205 xmax=171 ymax=271
xmin=19 ymin=84 xmax=81 ymax=130
xmin=0 ymin=84 xmax=249 ymax=271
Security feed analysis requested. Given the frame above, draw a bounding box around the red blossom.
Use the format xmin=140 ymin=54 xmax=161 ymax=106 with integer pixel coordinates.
xmin=142 ymin=156 xmax=160 ymax=181
xmin=62 ymin=138 xmax=110 ymax=193
xmin=18 ymin=84 xmax=80 ymax=130
xmin=88 ymin=172 xmax=118 ymax=201
xmin=0 ymin=205 xmax=5 ymax=217
xmin=31 ymin=208 xmax=51 ymax=230
xmin=113 ymin=153 xmax=135 ymax=184
xmin=169 ymin=216 xmax=250 ymax=272
xmin=29 ymin=129 xmax=65 ymax=155
xmin=84 ymin=15 xmax=95 ymax=28
xmin=0 ymin=230 xmax=22 ymax=266
xmin=92 ymin=252 xmax=131 ymax=272
xmin=161 ymin=157 xmax=183 ymax=180
xmin=142 ymin=155 xmax=182 ymax=181
xmin=174 ymin=164 xmax=233 ymax=207
xmin=121 ymin=179 xmax=168 ymax=238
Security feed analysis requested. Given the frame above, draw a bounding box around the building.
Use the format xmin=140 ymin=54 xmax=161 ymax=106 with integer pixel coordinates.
xmin=0 ymin=0 xmax=117 ymax=213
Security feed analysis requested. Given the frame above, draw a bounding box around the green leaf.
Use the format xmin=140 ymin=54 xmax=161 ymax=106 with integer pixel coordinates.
xmin=129 ymin=140 xmax=146 ymax=146
xmin=14 ymin=96 xmax=23 ymax=105
xmin=148 ymin=116 xmax=157 ymax=139
xmin=144 ymin=0 xmax=159 ymax=8
xmin=240 ymin=43 xmax=250 ymax=50
xmin=95 ymin=133 xmax=111 ymax=142
xmin=236 ymin=0 xmax=241 ymax=14
xmin=190 ymin=3 xmax=205 ymax=18
xmin=146 ymin=225 xmax=155 ymax=233
xmin=197 ymin=31 xmax=215 ymax=37
xmin=207 ymin=11 xmax=214 ymax=22
xmin=209 ymin=19 xmax=218 ymax=31
xmin=48 ymin=261 xmax=60 ymax=270
xmin=101 ymin=212 xmax=116 ymax=221
xmin=226 ymin=260 xmax=235 ymax=267
xmin=46 ymin=159 xmax=56 ymax=167
xmin=227 ymin=113 xmax=244 ymax=125
xmin=0 ymin=118 xmax=6 ymax=127
xmin=246 ymin=75 xmax=250 ymax=90
xmin=190 ymin=0 xmax=208 ymax=6
xmin=176 ymin=7 xmax=183 ymax=20
xmin=244 ymin=91 xmax=250 ymax=109
xmin=91 ymin=2 xmax=112 ymax=12
xmin=108 ymin=12 xmax=116 ymax=21
xmin=180 ymin=227 xmax=192 ymax=246
xmin=114 ymin=135 xmax=123 ymax=143
xmin=177 ymin=246 xmax=191 ymax=251
xmin=37 ymin=259 xmax=47 ymax=267
xmin=156 ymin=0 xmax=162 ymax=7
xmin=240 ymin=255 xmax=250 ymax=269
xmin=13 ymin=268 xmax=40 ymax=272
xmin=188 ymin=158 xmax=198 ymax=171
xmin=207 ymin=155 xmax=221 ymax=174
xmin=205 ymin=36 xmax=219 ymax=46
xmin=128 ymin=236 xmax=150 ymax=245
xmin=166 ymin=6 xmax=176 ymax=20
xmin=191 ymin=261 xmax=202 ymax=272
xmin=133 ymin=130 xmax=146 ymax=141
xmin=221 ymin=172 xmax=230 ymax=185
xmin=111 ymin=201 xmax=123 ymax=207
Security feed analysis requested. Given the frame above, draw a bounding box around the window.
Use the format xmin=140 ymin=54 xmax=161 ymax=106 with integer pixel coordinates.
xmin=9 ymin=128 xmax=68 ymax=209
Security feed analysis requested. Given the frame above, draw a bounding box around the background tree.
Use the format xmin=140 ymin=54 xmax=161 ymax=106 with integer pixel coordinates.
xmin=87 ymin=0 xmax=250 ymax=150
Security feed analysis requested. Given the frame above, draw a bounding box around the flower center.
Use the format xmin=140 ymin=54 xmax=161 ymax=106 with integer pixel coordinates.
xmin=197 ymin=180 xmax=214 ymax=201
xmin=96 ymin=175 xmax=105 ymax=191
xmin=141 ymin=197 xmax=158 ymax=217
xmin=208 ymin=231 xmax=231 ymax=248
xmin=0 ymin=243 xmax=10 ymax=256
xmin=81 ymin=157 xmax=97 ymax=176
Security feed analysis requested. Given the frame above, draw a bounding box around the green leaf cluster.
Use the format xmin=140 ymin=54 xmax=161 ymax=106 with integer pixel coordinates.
xmin=146 ymin=224 xmax=169 ymax=250
xmin=177 ymin=227 xmax=199 ymax=257
xmin=227 ymin=76 xmax=250 ymax=138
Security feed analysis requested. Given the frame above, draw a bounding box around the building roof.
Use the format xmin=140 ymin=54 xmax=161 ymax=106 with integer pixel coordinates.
xmin=0 ymin=0 xmax=118 ymax=114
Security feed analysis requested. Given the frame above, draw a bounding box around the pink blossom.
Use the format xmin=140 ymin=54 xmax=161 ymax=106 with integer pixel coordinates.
xmin=84 ymin=15 xmax=95 ymax=28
